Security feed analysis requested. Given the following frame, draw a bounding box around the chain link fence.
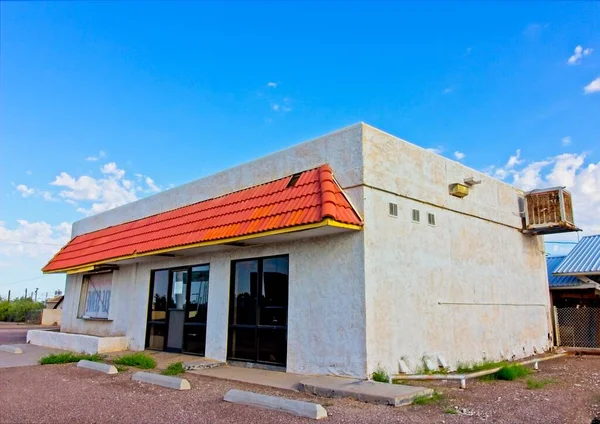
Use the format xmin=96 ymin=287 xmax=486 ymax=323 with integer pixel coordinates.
xmin=555 ymin=307 xmax=600 ymax=348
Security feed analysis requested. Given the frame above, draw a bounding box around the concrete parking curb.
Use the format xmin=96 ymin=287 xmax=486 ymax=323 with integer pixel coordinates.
xmin=77 ymin=360 xmax=118 ymax=374
xmin=132 ymin=372 xmax=191 ymax=390
xmin=0 ymin=345 xmax=23 ymax=354
xmin=223 ymin=389 xmax=327 ymax=420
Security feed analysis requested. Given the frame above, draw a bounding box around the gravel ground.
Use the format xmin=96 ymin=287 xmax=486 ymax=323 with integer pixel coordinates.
xmin=0 ymin=355 xmax=599 ymax=424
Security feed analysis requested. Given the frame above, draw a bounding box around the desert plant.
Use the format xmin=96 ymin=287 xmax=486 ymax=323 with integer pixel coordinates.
xmin=40 ymin=353 xmax=103 ymax=365
xmin=112 ymin=352 xmax=156 ymax=369
xmin=526 ymin=377 xmax=555 ymax=389
xmin=372 ymin=366 xmax=390 ymax=383
xmin=161 ymin=361 xmax=185 ymax=376
xmin=412 ymin=391 xmax=444 ymax=405
xmin=485 ymin=364 xmax=530 ymax=381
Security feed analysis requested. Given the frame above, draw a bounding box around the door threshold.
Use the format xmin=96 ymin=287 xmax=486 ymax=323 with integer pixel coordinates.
xmin=228 ymin=360 xmax=286 ymax=373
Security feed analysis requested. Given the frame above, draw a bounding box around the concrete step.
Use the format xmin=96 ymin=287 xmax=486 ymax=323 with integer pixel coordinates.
xmin=299 ymin=376 xmax=433 ymax=407
xmin=183 ymin=359 xmax=225 ymax=371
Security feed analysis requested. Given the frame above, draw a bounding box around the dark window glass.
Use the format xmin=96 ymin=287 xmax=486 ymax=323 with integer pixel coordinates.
xmin=147 ymin=324 xmax=166 ymax=350
xmin=258 ymin=328 xmax=287 ymax=365
xmin=188 ymin=265 xmax=210 ymax=322
xmin=260 ymin=257 xmax=289 ymax=326
xmin=229 ymin=328 xmax=256 ymax=361
xmin=150 ymin=270 xmax=169 ymax=321
xmin=170 ymin=270 xmax=187 ymax=311
xmin=184 ymin=325 xmax=207 ymax=355
xmin=232 ymin=260 xmax=258 ymax=325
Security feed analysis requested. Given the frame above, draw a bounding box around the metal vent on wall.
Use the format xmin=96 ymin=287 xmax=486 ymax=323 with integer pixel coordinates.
xmin=389 ymin=202 xmax=398 ymax=217
xmin=412 ymin=209 xmax=420 ymax=222
xmin=428 ymin=213 xmax=436 ymax=226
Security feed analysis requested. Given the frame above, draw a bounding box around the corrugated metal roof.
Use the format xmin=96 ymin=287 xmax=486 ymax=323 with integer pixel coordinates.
xmin=546 ymin=256 xmax=581 ymax=287
xmin=554 ymin=235 xmax=600 ymax=275
xmin=43 ymin=164 xmax=363 ymax=273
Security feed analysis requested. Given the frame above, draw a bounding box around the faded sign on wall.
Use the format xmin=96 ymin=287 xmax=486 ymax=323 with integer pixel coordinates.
xmin=83 ymin=273 xmax=112 ymax=319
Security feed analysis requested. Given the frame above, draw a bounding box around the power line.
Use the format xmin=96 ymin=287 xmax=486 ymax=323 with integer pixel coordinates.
xmin=0 ymin=238 xmax=63 ymax=247
xmin=0 ymin=275 xmax=48 ymax=287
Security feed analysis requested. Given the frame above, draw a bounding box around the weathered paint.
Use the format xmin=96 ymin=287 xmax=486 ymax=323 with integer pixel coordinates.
xmin=55 ymin=123 xmax=553 ymax=378
xmin=361 ymin=124 xmax=551 ymax=375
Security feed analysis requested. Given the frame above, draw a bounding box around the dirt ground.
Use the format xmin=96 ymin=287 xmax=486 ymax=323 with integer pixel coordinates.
xmin=0 ymin=355 xmax=599 ymax=424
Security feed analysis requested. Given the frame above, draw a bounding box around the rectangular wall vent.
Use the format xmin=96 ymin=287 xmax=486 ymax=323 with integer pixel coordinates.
xmin=412 ymin=209 xmax=420 ymax=223
xmin=428 ymin=213 xmax=436 ymax=226
xmin=389 ymin=202 xmax=398 ymax=217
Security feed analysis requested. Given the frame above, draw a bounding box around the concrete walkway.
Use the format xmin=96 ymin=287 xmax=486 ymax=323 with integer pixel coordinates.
xmin=191 ymin=365 xmax=305 ymax=391
xmin=0 ymin=343 xmax=67 ymax=368
xmin=191 ymin=365 xmax=433 ymax=406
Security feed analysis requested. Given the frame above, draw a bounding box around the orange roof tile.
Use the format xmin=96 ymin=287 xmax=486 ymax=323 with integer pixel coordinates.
xmin=43 ymin=165 xmax=362 ymax=273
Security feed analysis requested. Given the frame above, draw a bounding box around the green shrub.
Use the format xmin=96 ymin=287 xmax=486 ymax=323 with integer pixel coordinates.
xmin=372 ymin=366 xmax=390 ymax=383
xmin=0 ymin=297 xmax=44 ymax=322
xmin=40 ymin=353 xmax=103 ymax=365
xmin=444 ymin=407 xmax=458 ymax=414
xmin=114 ymin=364 xmax=129 ymax=372
xmin=161 ymin=362 xmax=185 ymax=376
xmin=412 ymin=391 xmax=443 ymax=405
xmin=526 ymin=377 xmax=555 ymax=389
xmin=456 ymin=360 xmax=506 ymax=374
xmin=112 ymin=353 xmax=156 ymax=369
xmin=490 ymin=364 xmax=531 ymax=381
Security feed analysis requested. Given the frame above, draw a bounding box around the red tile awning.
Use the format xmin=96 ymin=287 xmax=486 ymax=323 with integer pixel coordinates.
xmin=43 ymin=164 xmax=363 ymax=273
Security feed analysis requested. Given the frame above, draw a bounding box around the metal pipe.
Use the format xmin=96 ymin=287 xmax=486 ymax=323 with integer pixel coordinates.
xmin=391 ymin=353 xmax=569 ymax=389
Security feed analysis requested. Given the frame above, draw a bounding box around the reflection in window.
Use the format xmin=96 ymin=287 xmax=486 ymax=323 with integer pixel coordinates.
xmin=150 ymin=270 xmax=169 ymax=321
xmin=188 ymin=265 xmax=210 ymax=322
xmin=260 ymin=257 xmax=289 ymax=326
xmin=171 ymin=270 xmax=187 ymax=310
xmin=232 ymin=260 xmax=258 ymax=325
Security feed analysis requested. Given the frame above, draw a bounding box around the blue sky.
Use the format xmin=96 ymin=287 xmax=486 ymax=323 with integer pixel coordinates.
xmin=1 ymin=1 xmax=599 ymax=299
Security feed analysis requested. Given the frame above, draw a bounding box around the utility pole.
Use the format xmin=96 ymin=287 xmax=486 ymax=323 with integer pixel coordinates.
xmin=34 ymin=288 xmax=38 ymax=302
xmin=7 ymin=290 xmax=10 ymax=302
xmin=25 ymin=288 xmax=27 ymax=299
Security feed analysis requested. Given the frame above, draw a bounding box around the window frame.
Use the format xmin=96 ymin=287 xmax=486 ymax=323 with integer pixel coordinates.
xmin=77 ymin=271 xmax=114 ymax=321
xmin=427 ymin=212 xmax=436 ymax=226
xmin=411 ymin=209 xmax=421 ymax=223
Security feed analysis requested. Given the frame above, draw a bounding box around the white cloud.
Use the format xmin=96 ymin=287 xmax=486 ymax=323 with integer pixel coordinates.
xmin=145 ymin=177 xmax=160 ymax=193
xmin=561 ymin=136 xmax=572 ymax=146
xmin=443 ymin=87 xmax=454 ymax=94
xmin=501 ymin=152 xmax=600 ymax=235
xmin=85 ymin=150 xmax=106 ymax=161
xmin=0 ymin=220 xmax=71 ymax=258
xmin=272 ymin=104 xmax=280 ymax=111
xmin=584 ymin=77 xmax=600 ymax=94
xmin=567 ymin=45 xmax=593 ymax=65
xmin=281 ymin=106 xmax=292 ymax=112
xmin=48 ymin=163 xmax=160 ymax=216
xmin=454 ymin=151 xmax=466 ymax=160
xmin=16 ymin=184 xmax=35 ymax=197
xmin=26 ymin=170 xmax=32 ymax=176
xmin=267 ymin=82 xmax=277 ymax=88
xmin=506 ymin=149 xmax=523 ymax=169
xmin=40 ymin=191 xmax=56 ymax=201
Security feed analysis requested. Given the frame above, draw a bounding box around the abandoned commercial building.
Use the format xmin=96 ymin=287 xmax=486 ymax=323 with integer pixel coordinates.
xmin=31 ymin=123 xmax=579 ymax=378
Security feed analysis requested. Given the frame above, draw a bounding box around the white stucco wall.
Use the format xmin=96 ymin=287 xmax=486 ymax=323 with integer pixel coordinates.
xmin=361 ymin=125 xmax=551 ymax=375
xmin=61 ymin=125 xmax=368 ymax=377
xmin=60 ymin=231 xmax=367 ymax=376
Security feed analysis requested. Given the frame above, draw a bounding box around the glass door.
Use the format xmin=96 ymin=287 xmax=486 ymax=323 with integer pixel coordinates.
xmin=228 ymin=255 xmax=288 ymax=366
xmin=184 ymin=265 xmax=210 ymax=355
xmin=166 ymin=269 xmax=187 ymax=351
xmin=146 ymin=264 xmax=210 ymax=355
